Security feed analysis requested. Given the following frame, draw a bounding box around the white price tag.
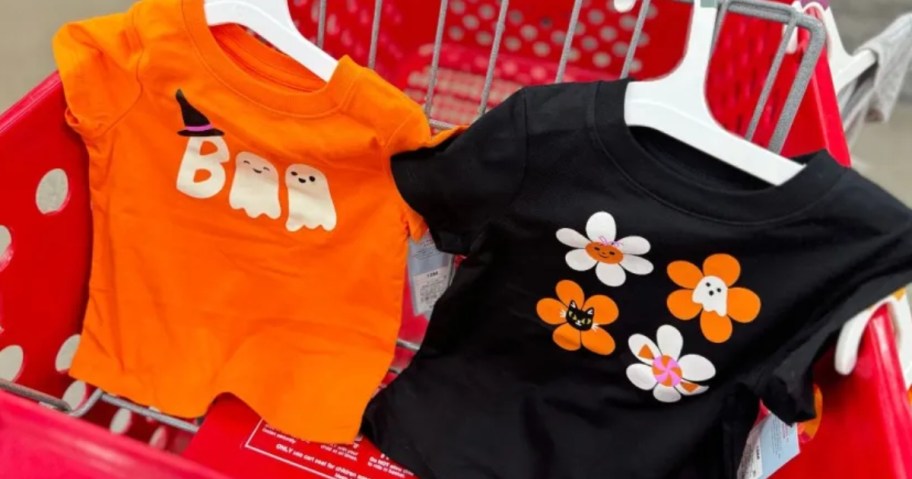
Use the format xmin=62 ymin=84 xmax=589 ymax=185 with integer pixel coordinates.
xmin=412 ymin=266 xmax=451 ymax=316
xmin=738 ymin=424 xmax=763 ymax=479
xmin=737 ymin=413 xmax=800 ymax=479
xmin=407 ymin=232 xmax=454 ymax=317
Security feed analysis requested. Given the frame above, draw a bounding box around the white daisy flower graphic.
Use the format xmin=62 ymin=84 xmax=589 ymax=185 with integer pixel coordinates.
xmin=556 ymin=211 xmax=653 ymax=287
xmin=626 ymin=325 xmax=716 ymax=403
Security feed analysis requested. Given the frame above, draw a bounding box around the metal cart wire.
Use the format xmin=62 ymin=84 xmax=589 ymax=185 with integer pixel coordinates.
xmin=0 ymin=0 xmax=909 ymax=477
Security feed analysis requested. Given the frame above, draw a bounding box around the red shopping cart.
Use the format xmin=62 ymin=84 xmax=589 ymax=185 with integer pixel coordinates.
xmin=292 ymin=0 xmax=849 ymax=161
xmin=0 ymin=0 xmax=907 ymax=478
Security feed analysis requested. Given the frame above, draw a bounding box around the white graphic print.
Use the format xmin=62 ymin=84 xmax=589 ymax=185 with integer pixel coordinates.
xmin=692 ymin=276 xmax=729 ymax=316
xmin=285 ymin=164 xmax=337 ymax=232
xmin=229 ymin=152 xmax=282 ymax=219
xmin=176 ymin=137 xmax=230 ymax=199
xmin=174 ymin=90 xmax=339 ymax=233
xmin=626 ymin=325 xmax=716 ymax=403
xmin=556 ymin=211 xmax=653 ymax=287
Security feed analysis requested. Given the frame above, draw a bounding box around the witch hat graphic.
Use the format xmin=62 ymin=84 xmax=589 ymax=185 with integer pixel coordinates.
xmin=176 ymin=89 xmax=224 ymax=137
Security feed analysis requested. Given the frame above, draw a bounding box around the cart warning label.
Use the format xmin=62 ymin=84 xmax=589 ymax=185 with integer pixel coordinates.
xmin=245 ymin=421 xmax=415 ymax=479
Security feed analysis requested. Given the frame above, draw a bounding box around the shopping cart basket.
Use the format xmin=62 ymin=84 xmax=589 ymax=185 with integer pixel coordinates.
xmin=0 ymin=0 xmax=908 ymax=477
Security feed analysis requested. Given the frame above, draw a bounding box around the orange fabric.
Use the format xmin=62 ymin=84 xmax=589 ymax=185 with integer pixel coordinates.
xmin=53 ymin=0 xmax=455 ymax=443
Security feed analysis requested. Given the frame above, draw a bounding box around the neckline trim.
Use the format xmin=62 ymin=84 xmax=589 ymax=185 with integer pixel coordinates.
xmin=588 ymin=80 xmax=847 ymax=224
xmin=181 ymin=0 xmax=361 ymax=116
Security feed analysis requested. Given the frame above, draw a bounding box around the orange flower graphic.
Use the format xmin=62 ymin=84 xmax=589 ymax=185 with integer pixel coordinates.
xmin=666 ymin=254 xmax=761 ymax=343
xmin=536 ymin=280 xmax=618 ymax=355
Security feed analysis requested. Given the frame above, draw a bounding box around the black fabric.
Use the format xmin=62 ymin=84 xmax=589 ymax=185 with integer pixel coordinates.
xmin=365 ymin=80 xmax=912 ymax=479
xmin=391 ymin=90 xmax=527 ymax=254
xmin=757 ymin=270 xmax=912 ymax=423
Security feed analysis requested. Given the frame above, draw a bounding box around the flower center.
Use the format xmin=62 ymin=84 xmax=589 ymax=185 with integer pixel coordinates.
xmin=652 ymin=356 xmax=683 ymax=387
xmin=585 ymin=242 xmax=624 ymax=264
xmin=565 ymin=301 xmax=595 ymax=331
xmin=691 ymin=275 xmax=729 ymax=316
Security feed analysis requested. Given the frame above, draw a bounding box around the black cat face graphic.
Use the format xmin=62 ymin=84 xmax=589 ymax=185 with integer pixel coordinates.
xmin=566 ymin=300 xmax=595 ymax=331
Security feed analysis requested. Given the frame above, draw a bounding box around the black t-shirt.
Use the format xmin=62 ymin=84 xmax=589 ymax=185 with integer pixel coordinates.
xmin=363 ymin=80 xmax=912 ymax=479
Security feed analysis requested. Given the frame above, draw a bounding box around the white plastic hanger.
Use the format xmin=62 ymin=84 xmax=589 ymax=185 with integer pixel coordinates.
xmin=624 ymin=0 xmax=804 ymax=186
xmin=835 ymin=293 xmax=912 ymax=389
xmin=625 ymin=2 xmax=909 ymax=387
xmin=821 ymin=7 xmax=877 ymax=97
xmin=785 ymin=2 xmax=876 ymax=97
xmin=204 ymin=0 xmax=338 ymax=82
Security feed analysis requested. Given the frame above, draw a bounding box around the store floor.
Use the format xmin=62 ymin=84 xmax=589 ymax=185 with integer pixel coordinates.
xmin=1 ymin=0 xmax=910 ymax=204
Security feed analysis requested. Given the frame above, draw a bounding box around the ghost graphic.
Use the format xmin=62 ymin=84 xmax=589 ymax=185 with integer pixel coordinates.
xmin=692 ymin=276 xmax=729 ymax=316
xmin=229 ymin=152 xmax=282 ymax=219
xmin=285 ymin=164 xmax=336 ymax=232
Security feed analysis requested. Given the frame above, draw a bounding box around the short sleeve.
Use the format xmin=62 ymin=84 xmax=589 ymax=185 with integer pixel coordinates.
xmin=384 ymin=105 xmax=464 ymax=242
xmin=754 ymin=236 xmax=912 ymax=423
xmin=390 ymin=90 xmax=528 ymax=254
xmin=53 ymin=10 xmax=143 ymax=138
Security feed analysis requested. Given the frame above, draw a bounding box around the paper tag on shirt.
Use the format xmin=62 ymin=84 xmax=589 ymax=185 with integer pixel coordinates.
xmin=737 ymin=414 xmax=801 ymax=479
xmin=407 ymin=233 xmax=454 ymax=317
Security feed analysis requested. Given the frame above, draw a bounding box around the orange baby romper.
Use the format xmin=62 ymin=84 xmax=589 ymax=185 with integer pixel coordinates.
xmin=53 ymin=0 xmax=451 ymax=443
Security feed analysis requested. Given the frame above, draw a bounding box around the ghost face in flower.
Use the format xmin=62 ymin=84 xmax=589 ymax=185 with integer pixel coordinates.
xmin=557 ymin=212 xmax=654 ymax=287
xmin=692 ymin=276 xmax=729 ymax=316
xmin=667 ymin=254 xmax=761 ymax=343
